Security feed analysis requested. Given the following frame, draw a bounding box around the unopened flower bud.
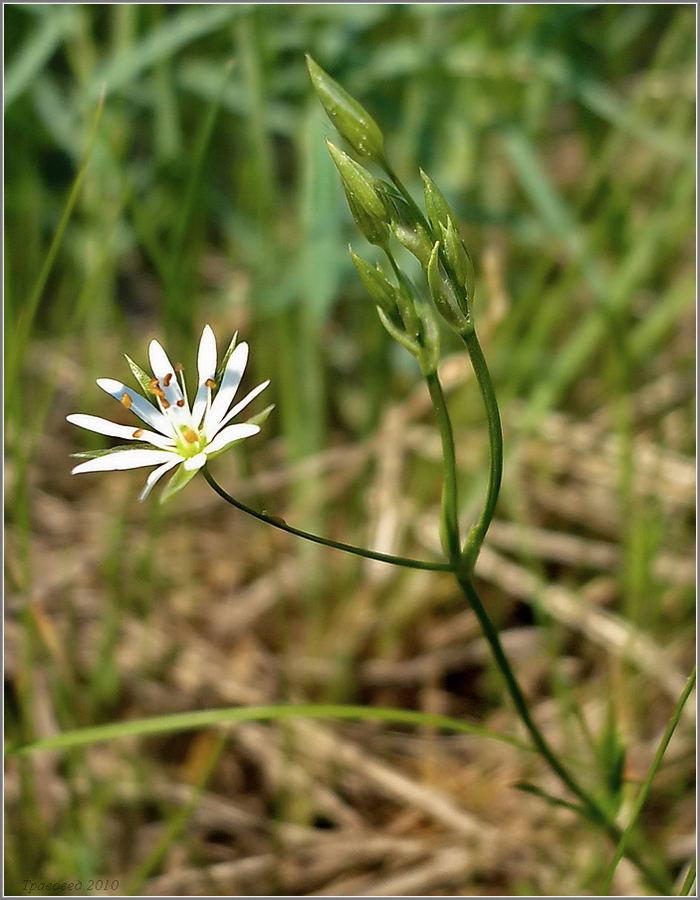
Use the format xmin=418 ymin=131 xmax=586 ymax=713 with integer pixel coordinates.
xmin=427 ymin=242 xmax=470 ymax=334
xmin=441 ymin=219 xmax=475 ymax=300
xmin=349 ymin=249 xmax=397 ymax=315
xmin=378 ymin=184 xmax=433 ymax=268
xmin=306 ymin=55 xmax=386 ymax=164
xmin=327 ymin=141 xmax=390 ymax=246
xmin=420 ymin=169 xmax=458 ymax=234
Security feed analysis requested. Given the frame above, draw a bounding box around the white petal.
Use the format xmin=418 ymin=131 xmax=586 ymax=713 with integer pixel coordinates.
xmin=138 ymin=456 xmax=182 ymax=501
xmin=204 ymin=423 xmax=260 ymax=456
xmin=66 ymin=414 xmax=175 ymax=449
xmin=217 ymin=380 xmax=270 ymax=431
xmin=148 ymin=339 xmax=177 ymax=382
xmin=72 ymin=449 xmax=180 ymax=475
xmin=198 ymin=325 xmax=217 ymax=379
xmin=192 ymin=325 xmax=217 ymax=427
xmin=183 ymin=452 xmax=207 ymax=471
xmin=97 ymin=379 xmax=173 ymax=437
xmin=204 ymin=342 xmax=248 ymax=437
xmin=148 ymin=339 xmax=185 ymax=408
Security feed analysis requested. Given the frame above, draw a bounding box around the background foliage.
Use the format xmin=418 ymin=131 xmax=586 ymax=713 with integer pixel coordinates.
xmin=5 ymin=4 xmax=695 ymax=896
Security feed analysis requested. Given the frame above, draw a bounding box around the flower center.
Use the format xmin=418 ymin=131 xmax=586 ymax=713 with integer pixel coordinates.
xmin=176 ymin=425 xmax=205 ymax=456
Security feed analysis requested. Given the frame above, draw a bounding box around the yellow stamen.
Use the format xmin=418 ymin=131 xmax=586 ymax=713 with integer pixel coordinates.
xmin=120 ymin=393 xmax=132 ymax=409
xmin=132 ymin=428 xmax=144 ymax=438
xmin=205 ymin=378 xmax=217 ymax=389
xmin=183 ymin=427 xmax=198 ymax=444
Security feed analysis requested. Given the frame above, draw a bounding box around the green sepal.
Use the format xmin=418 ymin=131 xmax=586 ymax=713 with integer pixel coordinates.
xmin=427 ymin=241 xmax=470 ymax=334
xmin=327 ymin=142 xmax=390 ymax=246
xmin=349 ymin=248 xmax=397 ymax=315
xmin=376 ymin=307 xmax=420 ymax=358
xmin=414 ymin=297 xmax=441 ymax=376
xmin=246 ymin=403 xmax=275 ymax=428
xmin=71 ymin=442 xmax=155 ymax=459
xmin=124 ymin=354 xmax=153 ymax=397
xmin=441 ymin=220 xmax=475 ymax=301
xmin=420 ymin=168 xmax=458 ymax=234
xmin=216 ymin=331 xmax=239 ymax=384
xmin=344 ymin=187 xmax=390 ymax=247
xmin=306 ymin=55 xmax=385 ymax=164
xmin=377 ymin=181 xmax=433 ymax=268
xmin=158 ymin=463 xmax=198 ymax=504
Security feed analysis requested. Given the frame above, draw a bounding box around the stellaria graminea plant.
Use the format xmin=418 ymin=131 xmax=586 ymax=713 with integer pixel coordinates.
xmin=58 ymin=56 xmax=681 ymax=896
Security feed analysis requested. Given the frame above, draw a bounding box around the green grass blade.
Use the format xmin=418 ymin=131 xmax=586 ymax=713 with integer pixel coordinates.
xmin=600 ymin=667 xmax=696 ymax=894
xmin=5 ymin=703 xmax=534 ymax=757
xmin=85 ymin=5 xmax=239 ymax=100
xmin=7 ymin=91 xmax=104 ymax=397
xmin=5 ymin=7 xmax=78 ymax=107
xmin=679 ymin=860 xmax=696 ymax=896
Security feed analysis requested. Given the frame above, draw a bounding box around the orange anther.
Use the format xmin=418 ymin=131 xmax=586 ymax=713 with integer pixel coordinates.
xmin=161 ymin=398 xmax=171 ymax=409
xmin=176 ymin=399 xmax=185 ymax=407
xmin=120 ymin=393 xmax=133 ymax=409
xmin=163 ymin=372 xmax=173 ymax=387
xmin=147 ymin=378 xmax=160 ymax=393
xmin=132 ymin=428 xmax=144 ymax=438
xmin=205 ymin=378 xmax=217 ymax=389
xmin=174 ymin=363 xmax=184 ymax=372
xmin=183 ymin=427 xmax=198 ymax=444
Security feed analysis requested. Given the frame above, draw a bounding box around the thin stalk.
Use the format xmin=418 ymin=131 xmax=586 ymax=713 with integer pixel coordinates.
xmin=425 ymin=371 xmax=461 ymax=563
xmin=202 ymin=468 xmax=454 ymax=573
xmin=458 ymin=577 xmax=672 ymax=896
xmin=460 ymin=328 xmax=503 ymax=570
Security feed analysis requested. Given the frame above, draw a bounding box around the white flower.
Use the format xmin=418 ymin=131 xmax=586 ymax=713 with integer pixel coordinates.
xmin=67 ymin=325 xmax=271 ymax=502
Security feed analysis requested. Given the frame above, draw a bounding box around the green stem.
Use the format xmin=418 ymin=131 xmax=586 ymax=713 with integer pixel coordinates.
xmin=460 ymin=328 xmax=503 ymax=570
xmin=203 ymin=467 xmax=454 ymax=573
xmin=458 ymin=576 xmax=672 ymax=895
xmin=425 ymin=371 xmax=461 ymax=563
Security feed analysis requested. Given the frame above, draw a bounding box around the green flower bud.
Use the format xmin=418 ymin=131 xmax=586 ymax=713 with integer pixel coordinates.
xmin=392 ymin=219 xmax=434 ymax=269
xmin=378 ymin=183 xmax=433 ymax=268
xmin=349 ymin=248 xmax=397 ymax=315
xmin=420 ymin=168 xmax=458 ymax=234
xmin=306 ymin=55 xmax=386 ymax=164
xmin=327 ymin=141 xmax=390 ymax=246
xmin=441 ymin=219 xmax=475 ymax=300
xmin=427 ymin=242 xmax=470 ymax=334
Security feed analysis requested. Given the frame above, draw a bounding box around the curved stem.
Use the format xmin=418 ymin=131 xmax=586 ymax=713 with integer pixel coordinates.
xmin=425 ymin=371 xmax=461 ymax=563
xmin=202 ymin=467 xmax=454 ymax=573
xmin=458 ymin=576 xmax=672 ymax=895
xmin=460 ymin=328 xmax=503 ymax=571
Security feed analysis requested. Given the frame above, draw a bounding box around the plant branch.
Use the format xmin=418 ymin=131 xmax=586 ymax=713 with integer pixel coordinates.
xmin=425 ymin=371 xmax=461 ymax=563
xmin=460 ymin=327 xmax=503 ymax=570
xmin=203 ymin=467 xmax=454 ymax=573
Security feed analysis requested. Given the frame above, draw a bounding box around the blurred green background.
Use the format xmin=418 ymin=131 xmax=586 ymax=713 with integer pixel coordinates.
xmin=5 ymin=4 xmax=695 ymax=896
